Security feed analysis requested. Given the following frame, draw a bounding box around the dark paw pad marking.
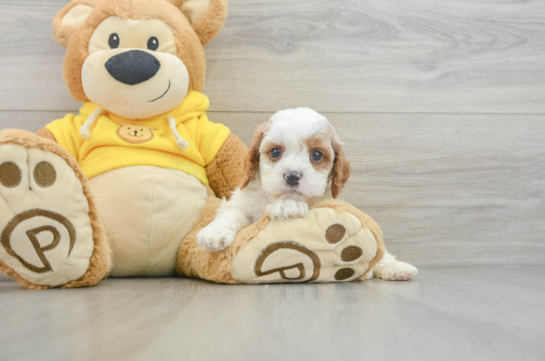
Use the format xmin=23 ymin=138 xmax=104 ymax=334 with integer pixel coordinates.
xmin=255 ymin=241 xmax=321 ymax=282
xmin=334 ymin=268 xmax=355 ymax=280
xmin=340 ymin=246 xmax=363 ymax=262
xmin=325 ymin=224 xmax=345 ymax=244
xmin=34 ymin=162 xmax=56 ymax=188
xmin=1 ymin=209 xmax=76 ymax=273
xmin=0 ymin=162 xmax=22 ymax=188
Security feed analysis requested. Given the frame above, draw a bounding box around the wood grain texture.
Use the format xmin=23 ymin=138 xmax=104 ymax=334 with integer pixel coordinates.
xmin=1 ymin=266 xmax=545 ymax=361
xmin=1 ymin=110 xmax=544 ymax=267
xmin=1 ymin=0 xmax=545 ymax=113
xmin=221 ymin=112 xmax=545 ymax=267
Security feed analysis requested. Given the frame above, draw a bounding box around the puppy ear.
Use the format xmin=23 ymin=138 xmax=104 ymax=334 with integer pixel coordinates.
xmin=239 ymin=122 xmax=269 ymax=190
xmin=171 ymin=0 xmax=228 ymax=46
xmin=52 ymin=0 xmax=100 ymax=47
xmin=330 ymin=141 xmax=351 ymax=199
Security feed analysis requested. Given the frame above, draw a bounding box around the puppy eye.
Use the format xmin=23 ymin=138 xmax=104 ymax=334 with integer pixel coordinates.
xmin=270 ymin=148 xmax=282 ymax=159
xmin=312 ymin=151 xmax=323 ymax=162
xmin=108 ymin=33 xmax=120 ymax=49
xmin=147 ymin=37 xmax=159 ymax=51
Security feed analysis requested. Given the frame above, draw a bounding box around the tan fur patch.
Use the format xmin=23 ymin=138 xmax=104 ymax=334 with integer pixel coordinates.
xmin=261 ymin=142 xmax=285 ymax=163
xmin=171 ymin=0 xmax=228 ymax=46
xmin=305 ymin=135 xmax=334 ymax=172
xmin=206 ymin=133 xmax=248 ymax=200
xmin=330 ymin=144 xmax=351 ymax=199
xmin=55 ymin=0 xmax=208 ymax=101
xmin=239 ymin=120 xmax=272 ymax=189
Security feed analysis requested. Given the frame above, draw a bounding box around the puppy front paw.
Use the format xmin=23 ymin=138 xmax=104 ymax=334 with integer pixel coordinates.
xmin=267 ymin=200 xmax=309 ymax=220
xmin=197 ymin=223 xmax=237 ymax=252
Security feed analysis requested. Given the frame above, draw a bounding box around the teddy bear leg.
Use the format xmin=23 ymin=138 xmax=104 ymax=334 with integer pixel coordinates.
xmin=177 ymin=197 xmax=385 ymax=284
xmin=176 ymin=188 xmax=239 ymax=283
xmin=0 ymin=130 xmax=111 ymax=289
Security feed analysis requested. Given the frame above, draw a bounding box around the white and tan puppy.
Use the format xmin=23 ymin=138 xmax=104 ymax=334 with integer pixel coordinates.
xmin=197 ymin=108 xmax=417 ymax=281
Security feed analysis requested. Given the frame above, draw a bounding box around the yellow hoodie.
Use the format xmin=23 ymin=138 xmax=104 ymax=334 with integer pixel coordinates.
xmin=45 ymin=91 xmax=230 ymax=184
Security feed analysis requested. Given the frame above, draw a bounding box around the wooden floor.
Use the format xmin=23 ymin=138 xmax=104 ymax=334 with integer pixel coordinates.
xmin=1 ymin=266 xmax=544 ymax=361
xmin=0 ymin=0 xmax=544 ymax=360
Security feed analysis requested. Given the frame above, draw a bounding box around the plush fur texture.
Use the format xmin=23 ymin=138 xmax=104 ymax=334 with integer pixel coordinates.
xmin=197 ymin=108 xmax=350 ymax=252
xmin=36 ymin=128 xmax=56 ymax=142
xmin=177 ymin=194 xmax=385 ymax=283
xmin=205 ymin=133 xmax=248 ymax=200
xmin=172 ymin=0 xmax=228 ymax=46
xmin=0 ymin=129 xmax=112 ymax=289
xmin=1 ymin=0 xmax=405 ymax=287
xmin=52 ymin=0 xmax=227 ymax=101
xmin=248 ymin=108 xmax=349 ymax=201
xmin=240 ymin=121 xmax=269 ymax=190
xmin=52 ymin=0 xmax=102 ymax=47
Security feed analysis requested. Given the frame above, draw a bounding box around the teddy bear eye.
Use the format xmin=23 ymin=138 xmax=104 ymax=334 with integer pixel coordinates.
xmin=312 ymin=151 xmax=323 ymax=162
xmin=270 ymin=148 xmax=282 ymax=159
xmin=108 ymin=33 xmax=120 ymax=49
xmin=147 ymin=37 xmax=159 ymax=51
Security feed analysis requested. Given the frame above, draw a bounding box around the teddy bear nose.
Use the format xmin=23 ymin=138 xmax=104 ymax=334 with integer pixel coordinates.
xmin=105 ymin=50 xmax=161 ymax=85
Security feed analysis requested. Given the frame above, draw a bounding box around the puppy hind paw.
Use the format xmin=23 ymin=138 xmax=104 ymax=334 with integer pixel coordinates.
xmin=373 ymin=261 xmax=418 ymax=281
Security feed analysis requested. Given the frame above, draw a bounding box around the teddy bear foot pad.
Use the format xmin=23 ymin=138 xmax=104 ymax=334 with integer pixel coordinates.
xmin=231 ymin=204 xmax=381 ymax=283
xmin=0 ymin=142 xmax=96 ymax=287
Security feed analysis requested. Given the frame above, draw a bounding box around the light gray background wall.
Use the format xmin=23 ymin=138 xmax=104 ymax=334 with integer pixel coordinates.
xmin=1 ymin=0 xmax=544 ymax=268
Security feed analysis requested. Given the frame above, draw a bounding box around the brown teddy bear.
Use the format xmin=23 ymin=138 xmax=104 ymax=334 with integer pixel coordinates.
xmin=0 ymin=0 xmax=388 ymax=289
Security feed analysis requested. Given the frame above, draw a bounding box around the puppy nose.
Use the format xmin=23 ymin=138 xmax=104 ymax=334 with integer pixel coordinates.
xmin=285 ymin=172 xmax=302 ymax=186
xmin=105 ymin=50 xmax=160 ymax=85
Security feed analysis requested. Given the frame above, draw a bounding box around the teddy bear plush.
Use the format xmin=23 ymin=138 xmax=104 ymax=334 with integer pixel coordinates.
xmin=0 ymin=0 xmax=386 ymax=289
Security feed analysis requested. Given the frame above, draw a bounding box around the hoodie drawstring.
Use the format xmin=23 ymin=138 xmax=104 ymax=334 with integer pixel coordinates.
xmin=167 ymin=116 xmax=189 ymax=151
xmin=79 ymin=110 xmax=188 ymax=151
xmin=79 ymin=108 xmax=105 ymax=139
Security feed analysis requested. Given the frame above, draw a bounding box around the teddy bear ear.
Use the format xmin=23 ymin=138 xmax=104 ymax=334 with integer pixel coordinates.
xmin=171 ymin=0 xmax=228 ymax=46
xmin=52 ymin=0 xmax=101 ymax=47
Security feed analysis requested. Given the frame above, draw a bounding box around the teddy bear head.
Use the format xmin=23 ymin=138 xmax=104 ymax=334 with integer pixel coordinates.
xmin=52 ymin=0 xmax=227 ymax=119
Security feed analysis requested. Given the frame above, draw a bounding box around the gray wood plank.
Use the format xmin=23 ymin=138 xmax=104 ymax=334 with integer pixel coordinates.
xmin=2 ymin=0 xmax=545 ymax=113
xmin=1 ymin=266 xmax=544 ymax=361
xmin=222 ymin=112 xmax=545 ymax=267
xmin=1 ymin=110 xmax=543 ymax=267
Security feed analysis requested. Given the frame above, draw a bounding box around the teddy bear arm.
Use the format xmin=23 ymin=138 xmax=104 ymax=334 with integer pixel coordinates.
xmin=36 ymin=128 xmax=57 ymax=142
xmin=206 ymin=133 xmax=248 ymax=200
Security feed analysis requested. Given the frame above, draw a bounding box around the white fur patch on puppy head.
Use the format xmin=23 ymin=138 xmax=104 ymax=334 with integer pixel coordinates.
xmin=241 ymin=108 xmax=351 ymax=201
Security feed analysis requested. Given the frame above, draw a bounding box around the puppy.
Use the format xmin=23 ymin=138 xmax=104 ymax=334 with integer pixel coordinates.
xmin=197 ymin=108 xmax=418 ymax=281
xmin=197 ymin=107 xmax=349 ymax=252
